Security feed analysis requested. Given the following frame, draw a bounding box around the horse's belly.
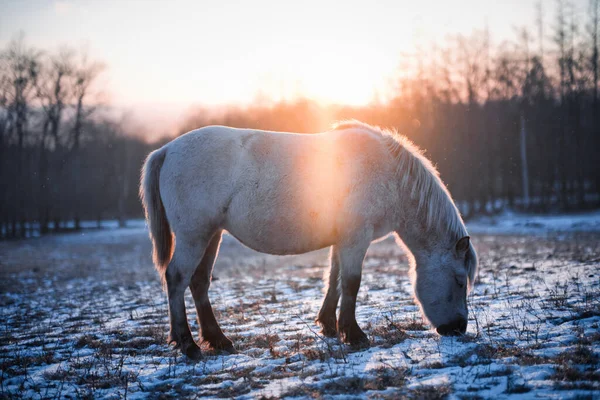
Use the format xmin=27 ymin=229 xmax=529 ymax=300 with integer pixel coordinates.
xmin=224 ymin=212 xmax=336 ymax=255
xmin=228 ymin=232 xmax=333 ymax=255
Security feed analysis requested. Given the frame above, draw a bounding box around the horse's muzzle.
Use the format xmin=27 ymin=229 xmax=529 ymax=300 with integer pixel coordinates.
xmin=436 ymin=318 xmax=467 ymax=336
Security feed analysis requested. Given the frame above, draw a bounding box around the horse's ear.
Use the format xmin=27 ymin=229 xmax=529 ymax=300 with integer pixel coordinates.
xmin=455 ymin=236 xmax=470 ymax=255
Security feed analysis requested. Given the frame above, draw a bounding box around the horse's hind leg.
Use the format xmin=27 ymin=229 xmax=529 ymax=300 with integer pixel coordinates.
xmin=316 ymin=246 xmax=340 ymax=337
xmin=189 ymin=230 xmax=235 ymax=353
xmin=165 ymin=235 xmax=208 ymax=361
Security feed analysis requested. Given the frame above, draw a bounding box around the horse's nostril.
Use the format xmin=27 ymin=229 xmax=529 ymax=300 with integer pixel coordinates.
xmin=436 ymin=318 xmax=467 ymax=336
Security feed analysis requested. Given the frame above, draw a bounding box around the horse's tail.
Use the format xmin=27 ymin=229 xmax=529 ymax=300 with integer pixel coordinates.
xmin=140 ymin=147 xmax=172 ymax=283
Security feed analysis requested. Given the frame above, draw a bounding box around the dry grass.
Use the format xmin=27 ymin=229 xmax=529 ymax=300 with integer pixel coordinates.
xmin=0 ymin=231 xmax=599 ymax=398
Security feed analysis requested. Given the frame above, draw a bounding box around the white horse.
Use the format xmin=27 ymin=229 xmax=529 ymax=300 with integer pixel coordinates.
xmin=140 ymin=120 xmax=478 ymax=360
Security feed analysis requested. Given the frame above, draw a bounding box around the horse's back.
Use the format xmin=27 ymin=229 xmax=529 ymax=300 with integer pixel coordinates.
xmin=159 ymin=126 xmax=392 ymax=254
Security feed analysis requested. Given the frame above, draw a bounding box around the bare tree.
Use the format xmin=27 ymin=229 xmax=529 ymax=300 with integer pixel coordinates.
xmin=536 ymin=2 xmax=545 ymax=65
xmin=456 ymin=33 xmax=487 ymax=105
xmin=553 ymin=0 xmax=571 ymax=208
xmin=591 ymin=0 xmax=600 ymax=105
xmin=35 ymin=49 xmax=75 ymax=232
xmin=0 ymin=55 xmax=10 ymax=237
xmin=1 ymin=34 xmax=41 ymax=236
xmin=38 ymin=49 xmax=73 ymax=148
xmin=69 ymin=51 xmax=105 ymax=229
xmin=70 ymin=53 xmax=104 ymax=150
xmin=589 ymin=0 xmax=600 ymax=193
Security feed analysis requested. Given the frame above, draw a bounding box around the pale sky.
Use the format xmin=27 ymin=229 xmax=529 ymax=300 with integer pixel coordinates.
xmin=0 ymin=0 xmax=581 ymax=134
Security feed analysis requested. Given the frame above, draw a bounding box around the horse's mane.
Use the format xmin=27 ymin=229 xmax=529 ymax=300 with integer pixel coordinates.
xmin=332 ymin=120 xmax=468 ymax=239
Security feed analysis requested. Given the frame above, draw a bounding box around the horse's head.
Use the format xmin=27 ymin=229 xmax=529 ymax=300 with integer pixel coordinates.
xmin=410 ymin=236 xmax=478 ymax=336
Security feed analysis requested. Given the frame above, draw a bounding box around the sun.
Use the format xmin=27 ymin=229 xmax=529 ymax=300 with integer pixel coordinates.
xmin=248 ymin=44 xmax=397 ymax=106
xmin=289 ymin=50 xmax=395 ymax=106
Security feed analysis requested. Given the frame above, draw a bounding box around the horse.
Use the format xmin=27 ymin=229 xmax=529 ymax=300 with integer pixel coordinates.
xmin=140 ymin=120 xmax=478 ymax=360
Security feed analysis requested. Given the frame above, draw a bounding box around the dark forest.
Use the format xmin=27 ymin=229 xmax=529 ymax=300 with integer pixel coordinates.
xmin=1 ymin=1 xmax=599 ymax=238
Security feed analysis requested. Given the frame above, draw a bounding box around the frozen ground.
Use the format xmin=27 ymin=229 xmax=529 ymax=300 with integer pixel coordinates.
xmin=1 ymin=213 xmax=599 ymax=399
xmin=467 ymin=210 xmax=600 ymax=235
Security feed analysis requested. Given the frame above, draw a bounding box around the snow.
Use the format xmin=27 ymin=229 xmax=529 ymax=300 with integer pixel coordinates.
xmin=467 ymin=210 xmax=600 ymax=235
xmin=0 ymin=211 xmax=599 ymax=398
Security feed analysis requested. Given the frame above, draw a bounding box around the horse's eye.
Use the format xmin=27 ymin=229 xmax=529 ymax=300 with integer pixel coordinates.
xmin=455 ymin=275 xmax=466 ymax=288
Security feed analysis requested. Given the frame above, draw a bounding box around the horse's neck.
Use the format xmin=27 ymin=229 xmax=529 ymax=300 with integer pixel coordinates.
xmin=393 ymin=182 xmax=460 ymax=253
xmin=395 ymin=198 xmax=431 ymax=251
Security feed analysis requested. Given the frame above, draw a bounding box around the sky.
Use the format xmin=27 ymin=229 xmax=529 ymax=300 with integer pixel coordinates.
xmin=0 ymin=0 xmax=581 ymax=135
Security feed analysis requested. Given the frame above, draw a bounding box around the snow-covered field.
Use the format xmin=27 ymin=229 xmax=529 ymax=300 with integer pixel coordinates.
xmin=1 ymin=213 xmax=599 ymax=399
xmin=468 ymin=210 xmax=600 ymax=235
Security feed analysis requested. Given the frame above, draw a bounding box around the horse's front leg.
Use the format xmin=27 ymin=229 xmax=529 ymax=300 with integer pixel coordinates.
xmin=189 ymin=230 xmax=235 ymax=353
xmin=337 ymin=240 xmax=370 ymax=348
xmin=316 ymin=246 xmax=340 ymax=337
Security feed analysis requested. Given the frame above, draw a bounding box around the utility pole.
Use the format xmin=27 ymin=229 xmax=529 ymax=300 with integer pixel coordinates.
xmin=520 ymin=114 xmax=530 ymax=209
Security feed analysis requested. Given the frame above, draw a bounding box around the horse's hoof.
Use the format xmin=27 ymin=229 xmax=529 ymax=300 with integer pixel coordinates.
xmin=339 ymin=324 xmax=370 ymax=349
xmin=316 ymin=318 xmax=338 ymax=338
xmin=212 ymin=342 xmax=237 ymax=355
xmin=320 ymin=326 xmax=338 ymax=338
xmin=184 ymin=343 xmax=202 ymax=361
xmin=218 ymin=344 xmax=237 ymax=355
xmin=348 ymin=336 xmax=371 ymax=350
xmin=205 ymin=337 xmax=236 ymax=354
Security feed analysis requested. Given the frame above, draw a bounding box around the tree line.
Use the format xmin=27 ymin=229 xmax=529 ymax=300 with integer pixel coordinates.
xmin=0 ymin=35 xmax=157 ymax=238
xmin=180 ymin=0 xmax=600 ymax=216
xmin=1 ymin=0 xmax=599 ymax=239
